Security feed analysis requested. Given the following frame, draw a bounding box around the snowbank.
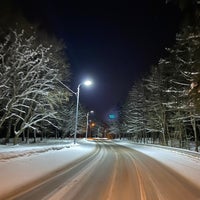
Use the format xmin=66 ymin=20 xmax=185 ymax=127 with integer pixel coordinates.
xmin=0 ymin=139 xmax=96 ymax=199
xmin=115 ymin=140 xmax=200 ymax=188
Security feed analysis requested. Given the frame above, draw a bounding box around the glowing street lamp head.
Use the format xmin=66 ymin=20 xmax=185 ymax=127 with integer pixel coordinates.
xmin=84 ymin=80 xmax=92 ymax=86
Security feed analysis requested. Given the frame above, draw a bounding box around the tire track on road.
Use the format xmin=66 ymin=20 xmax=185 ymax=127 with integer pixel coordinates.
xmin=7 ymin=144 xmax=101 ymax=200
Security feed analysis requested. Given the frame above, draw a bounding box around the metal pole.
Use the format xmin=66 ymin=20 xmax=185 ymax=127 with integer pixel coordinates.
xmin=85 ymin=112 xmax=89 ymax=139
xmin=74 ymin=84 xmax=81 ymax=144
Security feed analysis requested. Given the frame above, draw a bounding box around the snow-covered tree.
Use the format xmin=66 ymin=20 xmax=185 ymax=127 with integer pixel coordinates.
xmin=121 ymin=81 xmax=146 ymax=142
xmin=121 ymin=25 xmax=200 ymax=151
xmin=142 ymin=65 xmax=172 ymax=145
xmin=157 ymin=57 xmax=188 ymax=148
xmin=0 ymin=28 xmax=71 ymax=144
xmin=166 ymin=26 xmax=200 ymax=151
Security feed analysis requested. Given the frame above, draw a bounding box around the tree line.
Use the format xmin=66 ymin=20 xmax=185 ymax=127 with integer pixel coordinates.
xmin=0 ymin=20 xmax=87 ymax=144
xmin=120 ymin=1 xmax=200 ymax=151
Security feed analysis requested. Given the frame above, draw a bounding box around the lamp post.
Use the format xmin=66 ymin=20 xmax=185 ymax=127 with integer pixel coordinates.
xmin=85 ymin=110 xmax=94 ymax=139
xmin=74 ymin=80 xmax=92 ymax=144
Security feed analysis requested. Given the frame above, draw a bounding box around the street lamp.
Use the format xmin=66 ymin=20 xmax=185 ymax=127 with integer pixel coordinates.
xmin=74 ymin=80 xmax=92 ymax=144
xmin=85 ymin=110 xmax=94 ymax=139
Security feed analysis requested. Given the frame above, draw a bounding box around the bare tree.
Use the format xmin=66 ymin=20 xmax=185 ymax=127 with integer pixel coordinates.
xmin=0 ymin=28 xmax=71 ymax=144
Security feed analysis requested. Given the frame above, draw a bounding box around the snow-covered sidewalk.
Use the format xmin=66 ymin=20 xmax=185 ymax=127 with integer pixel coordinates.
xmin=0 ymin=139 xmax=96 ymax=199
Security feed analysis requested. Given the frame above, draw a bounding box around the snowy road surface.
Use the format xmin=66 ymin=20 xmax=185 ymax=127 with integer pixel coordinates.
xmin=4 ymin=139 xmax=200 ymax=200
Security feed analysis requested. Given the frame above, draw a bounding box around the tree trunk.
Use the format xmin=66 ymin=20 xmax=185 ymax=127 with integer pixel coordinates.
xmin=179 ymin=128 xmax=182 ymax=148
xmin=40 ymin=132 xmax=43 ymax=141
xmin=161 ymin=131 xmax=167 ymax=145
xmin=162 ymin=110 xmax=167 ymax=146
xmin=191 ymin=117 xmax=199 ymax=152
xmin=22 ymin=131 xmax=25 ymax=142
xmin=143 ymin=130 xmax=146 ymax=144
xmin=33 ymin=129 xmax=36 ymax=143
xmin=26 ymin=129 xmax=30 ymax=144
xmin=13 ymin=134 xmax=19 ymax=145
xmin=3 ymin=120 xmax=12 ymax=144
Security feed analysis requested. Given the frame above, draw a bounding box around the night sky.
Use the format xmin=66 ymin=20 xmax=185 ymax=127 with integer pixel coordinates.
xmin=7 ymin=0 xmax=181 ymax=120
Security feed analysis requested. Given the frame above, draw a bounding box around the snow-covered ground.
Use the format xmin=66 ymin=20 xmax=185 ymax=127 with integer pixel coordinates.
xmin=0 ymin=138 xmax=200 ymax=199
xmin=0 ymin=138 xmax=96 ymax=199
xmin=115 ymin=139 xmax=200 ymax=188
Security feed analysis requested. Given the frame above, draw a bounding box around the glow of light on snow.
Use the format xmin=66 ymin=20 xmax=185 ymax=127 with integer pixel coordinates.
xmin=0 ymin=138 xmax=200 ymax=199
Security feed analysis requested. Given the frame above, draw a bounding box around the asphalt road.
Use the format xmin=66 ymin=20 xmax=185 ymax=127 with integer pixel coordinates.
xmin=9 ymin=140 xmax=200 ymax=200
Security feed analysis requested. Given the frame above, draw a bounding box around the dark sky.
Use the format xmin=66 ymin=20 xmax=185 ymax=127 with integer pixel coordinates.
xmin=10 ymin=0 xmax=181 ymax=120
